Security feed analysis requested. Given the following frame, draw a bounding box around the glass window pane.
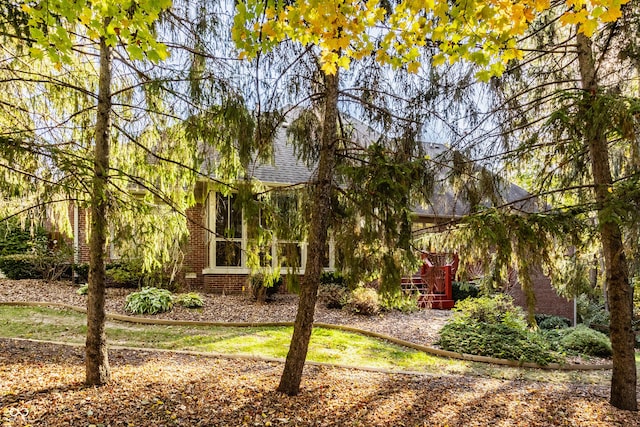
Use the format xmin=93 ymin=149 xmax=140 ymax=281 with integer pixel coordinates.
xmin=259 ymin=248 xmax=272 ymax=267
xmin=215 ymin=193 xmax=228 ymax=237
xmin=247 ymin=206 xmax=269 ymax=239
xmin=216 ymin=241 xmax=241 ymax=267
xmin=216 ymin=194 xmax=242 ymax=239
xmin=229 ymin=195 xmax=242 ymax=239
xmin=278 ymin=242 xmax=301 ymax=268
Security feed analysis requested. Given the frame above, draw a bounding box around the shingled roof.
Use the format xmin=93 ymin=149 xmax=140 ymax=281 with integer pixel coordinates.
xmin=242 ymin=109 xmax=534 ymax=220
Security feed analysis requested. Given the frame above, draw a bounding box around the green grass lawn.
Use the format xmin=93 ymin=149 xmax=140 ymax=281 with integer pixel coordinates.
xmin=0 ymin=304 xmax=631 ymax=385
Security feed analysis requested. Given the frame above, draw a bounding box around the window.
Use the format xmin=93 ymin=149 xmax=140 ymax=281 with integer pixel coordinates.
xmin=205 ymin=190 xmax=334 ymax=273
xmin=277 ymin=242 xmax=302 ymax=268
xmin=213 ymin=193 xmax=242 ymax=267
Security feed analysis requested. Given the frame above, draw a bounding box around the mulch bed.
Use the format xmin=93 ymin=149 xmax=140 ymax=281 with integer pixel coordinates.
xmin=0 ymin=279 xmax=450 ymax=346
xmin=1 ymin=338 xmax=639 ymax=427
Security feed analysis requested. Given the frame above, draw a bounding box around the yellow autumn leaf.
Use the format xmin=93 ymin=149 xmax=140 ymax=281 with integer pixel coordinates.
xmin=265 ymin=7 xmax=276 ymax=19
xmin=407 ymin=61 xmax=420 ymax=73
xmin=262 ymin=22 xmax=276 ymax=38
xmin=336 ymin=55 xmax=351 ymax=70
xmin=432 ymin=53 xmax=446 ymax=67
xmin=321 ymin=61 xmax=338 ymax=75
xmin=559 ymin=11 xmax=577 ymax=26
xmin=600 ymin=7 xmax=622 ymax=22
xmin=533 ymin=0 xmax=550 ymax=11
xmin=579 ymin=17 xmax=598 ymax=37
xmin=79 ymin=9 xmax=93 ymax=25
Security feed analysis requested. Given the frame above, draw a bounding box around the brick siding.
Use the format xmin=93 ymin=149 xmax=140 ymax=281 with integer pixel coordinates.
xmin=203 ymin=274 xmax=248 ymax=294
xmin=507 ymin=267 xmax=575 ymax=322
xmin=182 ymin=203 xmax=207 ymax=289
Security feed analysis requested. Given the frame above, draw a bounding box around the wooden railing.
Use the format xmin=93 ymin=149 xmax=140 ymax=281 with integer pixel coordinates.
xmin=401 ymin=252 xmax=458 ymax=309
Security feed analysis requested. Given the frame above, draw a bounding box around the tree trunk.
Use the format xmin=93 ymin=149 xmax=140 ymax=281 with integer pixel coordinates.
xmin=85 ymin=36 xmax=112 ymax=386
xmin=576 ymin=32 xmax=637 ymax=411
xmin=277 ymin=72 xmax=339 ymax=396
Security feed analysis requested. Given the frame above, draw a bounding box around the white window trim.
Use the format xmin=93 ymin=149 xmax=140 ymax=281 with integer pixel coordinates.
xmin=203 ymin=190 xmax=334 ymax=275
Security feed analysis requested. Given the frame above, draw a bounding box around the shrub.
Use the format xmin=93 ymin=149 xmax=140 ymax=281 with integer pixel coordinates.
xmin=248 ymin=274 xmax=282 ymax=302
xmin=33 ymin=242 xmax=74 ymax=281
xmin=453 ymin=294 xmax=526 ymax=326
xmin=77 ymin=284 xmax=89 ymax=296
xmin=347 ymin=287 xmax=380 ymax=315
xmin=73 ymin=263 xmax=89 ymax=283
xmin=0 ymin=254 xmax=42 ymax=279
xmin=558 ymin=325 xmax=612 ymax=357
xmin=320 ymin=271 xmax=346 ymax=287
xmin=0 ymin=220 xmax=47 ymax=256
xmin=452 ymin=281 xmax=480 ymax=301
xmin=437 ymin=295 xmax=560 ymax=365
xmin=105 ymin=261 xmax=175 ymax=290
xmin=587 ymin=310 xmax=610 ymax=328
xmin=437 ymin=321 xmax=559 ymax=365
xmin=124 ymin=287 xmax=173 ymax=315
xmin=318 ymin=283 xmax=349 ymax=309
xmin=576 ymin=293 xmax=609 ymax=327
xmin=174 ymin=292 xmax=204 ymax=309
xmin=106 ymin=261 xmax=146 ymax=288
xmin=536 ymin=314 xmax=572 ymax=330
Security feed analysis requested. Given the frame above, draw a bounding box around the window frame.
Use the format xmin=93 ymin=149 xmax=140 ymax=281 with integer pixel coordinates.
xmin=203 ymin=189 xmax=335 ymax=274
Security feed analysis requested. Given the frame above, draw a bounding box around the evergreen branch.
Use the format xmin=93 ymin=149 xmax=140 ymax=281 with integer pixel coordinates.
xmin=111 ymin=122 xmax=236 ymax=191
xmin=0 ymin=198 xmax=81 ymax=224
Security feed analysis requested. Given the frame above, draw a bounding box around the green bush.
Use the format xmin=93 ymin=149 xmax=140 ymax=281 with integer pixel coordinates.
xmin=576 ymin=293 xmax=609 ymax=327
xmin=536 ymin=314 xmax=572 ymax=330
xmin=437 ymin=321 xmax=560 ymax=365
xmin=437 ymin=295 xmax=560 ymax=365
xmin=105 ymin=261 xmax=175 ymax=290
xmin=318 ymin=283 xmax=349 ymax=309
xmin=248 ymin=274 xmax=282 ymax=302
xmin=73 ymin=263 xmax=89 ymax=283
xmin=0 ymin=220 xmax=47 ymax=256
xmin=347 ymin=287 xmax=380 ymax=315
xmin=124 ymin=287 xmax=174 ymax=315
xmin=453 ymin=294 xmax=526 ymax=326
xmin=320 ymin=271 xmax=346 ymax=287
xmin=76 ymin=284 xmax=89 ymax=296
xmin=558 ymin=325 xmax=612 ymax=357
xmin=0 ymin=254 xmax=43 ymax=279
xmin=174 ymin=292 xmax=204 ymax=309
xmin=587 ymin=310 xmax=610 ymax=328
xmin=106 ymin=261 xmax=146 ymax=288
xmin=34 ymin=242 xmax=74 ymax=281
xmin=452 ymin=281 xmax=480 ymax=301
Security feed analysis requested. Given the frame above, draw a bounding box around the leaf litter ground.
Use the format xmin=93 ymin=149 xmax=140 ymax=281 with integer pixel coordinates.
xmin=1 ymin=339 xmax=638 ymax=427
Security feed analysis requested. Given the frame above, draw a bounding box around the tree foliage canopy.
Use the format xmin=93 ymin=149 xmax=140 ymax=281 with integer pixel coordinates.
xmin=233 ymin=0 xmax=629 ymax=79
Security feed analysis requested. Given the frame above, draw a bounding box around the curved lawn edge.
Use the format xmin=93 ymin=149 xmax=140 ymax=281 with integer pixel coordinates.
xmin=0 ymin=301 xmax=614 ymax=371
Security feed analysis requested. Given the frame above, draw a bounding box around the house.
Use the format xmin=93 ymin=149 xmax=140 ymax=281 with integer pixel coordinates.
xmin=72 ymin=110 xmax=574 ymax=319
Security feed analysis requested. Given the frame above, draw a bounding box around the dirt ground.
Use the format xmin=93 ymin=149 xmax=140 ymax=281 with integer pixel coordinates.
xmin=1 ymin=339 xmax=639 ymax=427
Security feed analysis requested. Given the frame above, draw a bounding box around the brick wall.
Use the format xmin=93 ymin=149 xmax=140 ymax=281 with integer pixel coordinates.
xmin=203 ymin=274 xmax=248 ymax=294
xmin=507 ymin=267 xmax=575 ymax=322
xmin=182 ymin=203 xmax=207 ymax=289
xmin=78 ymin=207 xmax=90 ymax=263
xmin=69 ymin=204 xmax=90 ymax=264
